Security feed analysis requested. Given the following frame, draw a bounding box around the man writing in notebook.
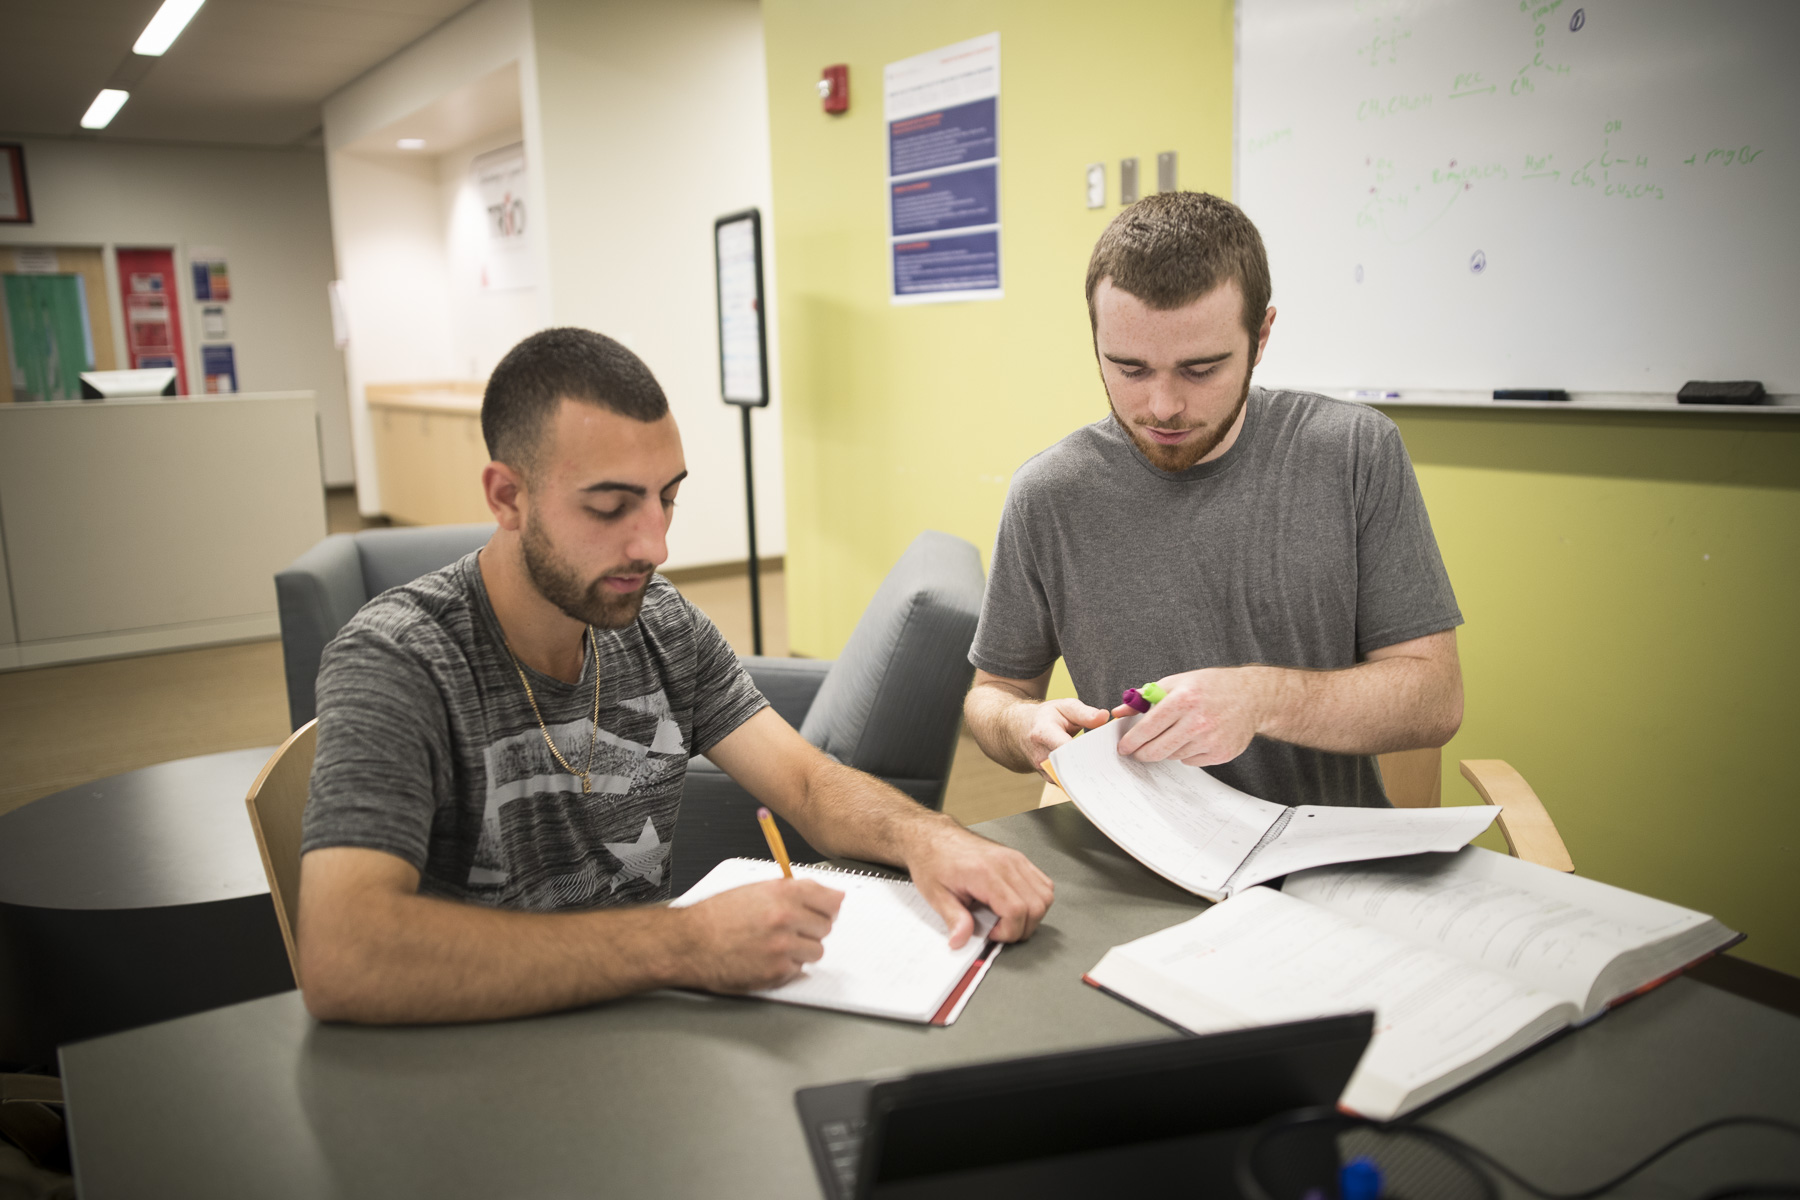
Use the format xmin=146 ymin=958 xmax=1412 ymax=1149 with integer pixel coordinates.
xmin=298 ymin=328 xmax=1053 ymax=1025
xmin=964 ymin=192 xmax=1463 ymax=806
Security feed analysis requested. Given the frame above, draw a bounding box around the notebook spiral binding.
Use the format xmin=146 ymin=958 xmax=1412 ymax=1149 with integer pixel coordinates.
xmin=728 ymin=857 xmax=902 ymax=882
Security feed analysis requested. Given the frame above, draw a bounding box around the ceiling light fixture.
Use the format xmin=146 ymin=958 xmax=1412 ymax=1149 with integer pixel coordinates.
xmin=133 ymin=0 xmax=207 ymax=56
xmin=80 ymin=89 xmax=131 ymax=129
xmin=396 ymin=138 xmax=427 ymax=150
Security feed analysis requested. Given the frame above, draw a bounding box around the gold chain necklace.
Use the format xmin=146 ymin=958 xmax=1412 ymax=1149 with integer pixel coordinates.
xmin=506 ymin=627 xmax=603 ymax=794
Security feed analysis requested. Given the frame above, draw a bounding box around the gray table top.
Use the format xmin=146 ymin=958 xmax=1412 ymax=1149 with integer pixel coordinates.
xmin=61 ymin=805 xmax=1800 ymax=1198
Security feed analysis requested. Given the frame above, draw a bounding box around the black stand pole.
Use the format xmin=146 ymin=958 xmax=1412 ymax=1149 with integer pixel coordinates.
xmin=739 ymin=403 xmax=764 ymax=656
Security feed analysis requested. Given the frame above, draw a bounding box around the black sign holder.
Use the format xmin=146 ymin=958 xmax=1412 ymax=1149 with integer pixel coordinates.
xmin=713 ymin=208 xmax=771 ymax=655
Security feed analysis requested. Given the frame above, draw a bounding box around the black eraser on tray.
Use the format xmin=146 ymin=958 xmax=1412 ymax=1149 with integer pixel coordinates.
xmin=1678 ymin=380 xmax=1765 ymax=405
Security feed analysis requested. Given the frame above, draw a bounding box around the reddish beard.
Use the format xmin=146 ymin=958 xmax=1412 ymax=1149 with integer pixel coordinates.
xmin=1112 ymin=367 xmax=1252 ymax=472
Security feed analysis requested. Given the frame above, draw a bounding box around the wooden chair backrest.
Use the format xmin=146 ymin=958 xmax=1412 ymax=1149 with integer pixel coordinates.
xmin=244 ymin=719 xmax=317 ymax=986
xmin=1377 ymin=746 xmax=1443 ymax=809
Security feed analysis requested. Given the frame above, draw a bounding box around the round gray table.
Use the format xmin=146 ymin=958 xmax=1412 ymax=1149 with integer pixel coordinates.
xmin=56 ymin=805 xmax=1800 ymax=1198
xmin=0 ymin=748 xmax=296 ymax=1067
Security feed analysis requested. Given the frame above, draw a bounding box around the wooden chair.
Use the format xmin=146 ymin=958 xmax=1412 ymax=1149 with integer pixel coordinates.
xmin=1037 ymin=745 xmax=1574 ymax=873
xmin=244 ymin=720 xmax=317 ymax=986
xmin=1379 ymin=747 xmax=1574 ymax=872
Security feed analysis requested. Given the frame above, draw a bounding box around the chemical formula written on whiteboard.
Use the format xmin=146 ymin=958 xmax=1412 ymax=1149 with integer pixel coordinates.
xmin=1570 ymin=119 xmax=1663 ymax=200
xmin=1513 ymin=0 xmax=1574 ymax=95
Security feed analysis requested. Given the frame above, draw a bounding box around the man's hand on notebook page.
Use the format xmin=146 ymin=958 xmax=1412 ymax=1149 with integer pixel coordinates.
xmin=962 ymin=668 xmax=1114 ymax=783
xmin=703 ymin=706 xmax=1057 ymax=949
xmin=1113 ymin=666 xmax=1271 ymax=767
xmin=1018 ymin=697 xmax=1117 ymax=783
xmin=670 ymin=877 xmax=845 ymax=992
xmin=1112 ymin=633 xmax=1464 ymax=767
xmin=899 ymin=820 xmax=1055 ymax=949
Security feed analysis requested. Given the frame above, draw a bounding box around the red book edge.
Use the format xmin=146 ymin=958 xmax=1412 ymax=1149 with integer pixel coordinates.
xmin=1604 ymin=931 xmax=1747 ymax=1012
xmin=931 ymin=939 xmax=1002 ymax=1026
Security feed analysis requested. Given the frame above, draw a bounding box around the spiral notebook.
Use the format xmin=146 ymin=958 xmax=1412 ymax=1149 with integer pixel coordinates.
xmin=669 ymin=859 xmax=1001 ymax=1025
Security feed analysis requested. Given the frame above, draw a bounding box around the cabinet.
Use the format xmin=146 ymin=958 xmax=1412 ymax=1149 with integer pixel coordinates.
xmin=366 ymin=383 xmax=492 ymax=526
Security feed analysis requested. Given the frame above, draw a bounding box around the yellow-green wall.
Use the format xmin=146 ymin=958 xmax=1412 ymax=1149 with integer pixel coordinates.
xmin=1404 ymin=409 xmax=1800 ymax=973
xmin=763 ymin=0 xmax=1235 ymax=654
xmin=764 ymin=2 xmax=1799 ymax=972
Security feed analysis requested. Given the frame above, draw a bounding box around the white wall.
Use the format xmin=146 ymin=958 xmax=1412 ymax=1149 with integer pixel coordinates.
xmin=321 ymin=0 xmax=784 ymax=565
xmin=323 ymin=0 xmax=545 ymax=516
xmin=531 ymin=0 xmax=787 ymax=567
xmin=0 ymin=138 xmax=353 ymax=484
xmin=325 ymin=149 xmax=458 ymax=513
xmin=439 ymin=133 xmax=543 ymax=381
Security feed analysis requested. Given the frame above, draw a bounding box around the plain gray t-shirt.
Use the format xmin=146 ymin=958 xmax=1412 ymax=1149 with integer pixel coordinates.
xmin=969 ymin=387 xmax=1461 ymax=808
xmin=302 ymin=552 xmax=766 ymax=910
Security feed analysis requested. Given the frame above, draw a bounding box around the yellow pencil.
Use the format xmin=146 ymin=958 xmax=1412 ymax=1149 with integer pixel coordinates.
xmin=756 ymin=806 xmax=793 ymax=878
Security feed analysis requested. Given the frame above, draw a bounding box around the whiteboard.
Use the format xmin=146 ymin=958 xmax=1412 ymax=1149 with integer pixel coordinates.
xmin=1237 ymin=0 xmax=1800 ymax=396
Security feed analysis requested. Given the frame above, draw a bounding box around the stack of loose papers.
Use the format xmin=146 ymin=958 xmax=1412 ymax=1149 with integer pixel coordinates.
xmin=1047 ymin=717 xmax=1498 ymax=899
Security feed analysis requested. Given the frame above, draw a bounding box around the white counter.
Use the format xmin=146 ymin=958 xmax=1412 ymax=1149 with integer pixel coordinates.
xmin=0 ymin=392 xmax=326 ymax=669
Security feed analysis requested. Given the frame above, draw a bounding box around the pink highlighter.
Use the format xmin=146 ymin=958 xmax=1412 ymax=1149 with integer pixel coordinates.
xmin=1120 ymin=681 xmax=1168 ymax=714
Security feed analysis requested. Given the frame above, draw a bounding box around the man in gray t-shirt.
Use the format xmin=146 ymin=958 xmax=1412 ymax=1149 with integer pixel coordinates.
xmin=300 ymin=328 xmax=1053 ymax=1025
xmin=965 ymin=193 xmax=1463 ymax=807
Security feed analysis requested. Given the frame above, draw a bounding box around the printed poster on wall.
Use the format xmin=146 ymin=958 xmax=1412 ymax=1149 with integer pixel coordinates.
xmin=884 ymin=32 xmax=1002 ymax=305
xmin=114 ymin=247 xmax=188 ymax=394
xmin=189 ymin=246 xmax=230 ymax=300
xmin=473 ymin=143 xmax=535 ymax=292
xmin=201 ymin=344 xmax=237 ymax=393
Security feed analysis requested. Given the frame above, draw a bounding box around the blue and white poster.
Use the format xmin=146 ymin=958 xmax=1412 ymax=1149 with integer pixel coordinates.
xmin=201 ymin=343 xmax=237 ymax=394
xmin=884 ymin=33 xmax=1001 ymax=304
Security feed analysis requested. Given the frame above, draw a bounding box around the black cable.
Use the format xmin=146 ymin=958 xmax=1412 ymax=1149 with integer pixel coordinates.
xmin=1236 ymin=1108 xmax=1800 ymax=1200
xmin=1402 ymin=1115 xmax=1800 ymax=1200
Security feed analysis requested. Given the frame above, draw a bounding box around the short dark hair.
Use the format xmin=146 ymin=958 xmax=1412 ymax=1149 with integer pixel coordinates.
xmin=1084 ymin=192 xmax=1271 ymax=341
xmin=481 ymin=327 xmax=670 ymax=473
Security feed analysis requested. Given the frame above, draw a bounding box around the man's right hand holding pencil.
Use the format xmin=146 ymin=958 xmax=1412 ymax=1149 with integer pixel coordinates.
xmin=672 ymin=875 xmax=846 ymax=992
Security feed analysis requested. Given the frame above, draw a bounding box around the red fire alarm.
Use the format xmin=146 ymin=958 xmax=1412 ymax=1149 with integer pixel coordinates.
xmin=819 ymin=64 xmax=849 ymax=114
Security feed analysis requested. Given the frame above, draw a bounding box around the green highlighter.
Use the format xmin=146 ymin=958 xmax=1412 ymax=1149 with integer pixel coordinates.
xmin=1121 ymin=682 xmax=1166 ymax=713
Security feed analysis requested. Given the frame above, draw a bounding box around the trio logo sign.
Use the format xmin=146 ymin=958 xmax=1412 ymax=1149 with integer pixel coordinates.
xmin=472 ymin=143 xmax=534 ymax=291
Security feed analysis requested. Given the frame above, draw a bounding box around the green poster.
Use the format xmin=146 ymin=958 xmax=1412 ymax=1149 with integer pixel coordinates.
xmin=3 ymin=274 xmax=92 ymax=402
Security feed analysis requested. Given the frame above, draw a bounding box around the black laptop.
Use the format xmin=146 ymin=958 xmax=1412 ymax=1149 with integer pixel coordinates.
xmin=795 ymin=1011 xmax=1373 ymax=1200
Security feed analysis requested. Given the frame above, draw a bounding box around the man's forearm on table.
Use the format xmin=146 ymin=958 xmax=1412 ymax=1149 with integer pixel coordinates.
xmin=300 ymin=891 xmax=683 ymax=1024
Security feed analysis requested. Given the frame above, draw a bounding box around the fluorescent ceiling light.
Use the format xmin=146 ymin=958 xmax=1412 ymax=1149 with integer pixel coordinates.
xmin=396 ymin=138 xmax=427 ymax=150
xmin=133 ymin=0 xmax=206 ymax=56
xmin=80 ymin=89 xmax=130 ymax=129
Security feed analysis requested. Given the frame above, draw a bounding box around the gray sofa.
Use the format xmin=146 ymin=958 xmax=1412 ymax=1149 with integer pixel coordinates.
xmin=275 ymin=527 xmax=986 ymax=893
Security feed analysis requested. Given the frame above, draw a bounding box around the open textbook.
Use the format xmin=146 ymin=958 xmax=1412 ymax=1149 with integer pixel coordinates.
xmin=670 ymin=858 xmax=1000 ymax=1025
xmin=1084 ymin=847 xmax=1740 ymax=1119
xmin=1046 ymin=716 xmax=1498 ymax=900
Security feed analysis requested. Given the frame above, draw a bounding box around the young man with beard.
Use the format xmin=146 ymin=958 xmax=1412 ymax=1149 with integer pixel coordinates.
xmin=298 ymin=328 xmax=1053 ymax=1024
xmin=963 ymin=192 xmax=1464 ymax=808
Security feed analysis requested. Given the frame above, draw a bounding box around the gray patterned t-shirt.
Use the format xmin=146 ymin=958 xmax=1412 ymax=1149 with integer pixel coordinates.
xmin=301 ymin=551 xmax=766 ymax=910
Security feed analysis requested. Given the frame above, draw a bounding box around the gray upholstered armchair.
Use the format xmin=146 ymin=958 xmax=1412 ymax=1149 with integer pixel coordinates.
xmin=276 ymin=524 xmax=498 ymax=728
xmin=274 ymin=527 xmax=986 ymax=894
xmin=672 ymin=530 xmax=983 ymax=890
